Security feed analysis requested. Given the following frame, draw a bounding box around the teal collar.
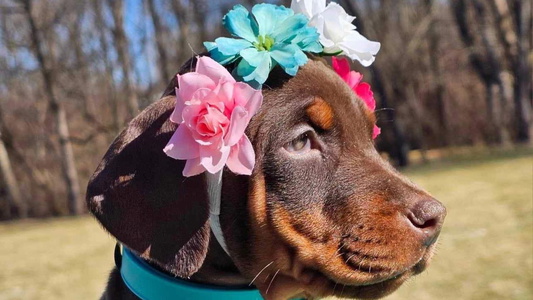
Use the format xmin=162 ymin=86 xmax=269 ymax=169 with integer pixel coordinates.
xmin=120 ymin=247 xmax=263 ymax=300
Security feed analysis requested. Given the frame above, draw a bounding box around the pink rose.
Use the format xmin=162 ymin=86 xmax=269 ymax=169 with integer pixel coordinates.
xmin=164 ymin=56 xmax=263 ymax=177
xmin=332 ymin=57 xmax=381 ymax=139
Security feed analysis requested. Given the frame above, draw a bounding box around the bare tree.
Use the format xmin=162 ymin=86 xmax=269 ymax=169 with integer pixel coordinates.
xmin=107 ymin=0 xmax=139 ymax=118
xmin=452 ymin=0 xmax=513 ymax=144
xmin=425 ymin=0 xmax=448 ymax=147
xmin=0 ymin=108 xmax=26 ymax=218
xmin=146 ymin=0 xmax=171 ymax=82
xmin=509 ymin=0 xmax=532 ymax=142
xmin=172 ymin=0 xmax=194 ymax=63
xmin=20 ymin=0 xmax=83 ymax=215
xmin=344 ymin=0 xmax=410 ymax=166
xmin=93 ymin=0 xmax=121 ymax=134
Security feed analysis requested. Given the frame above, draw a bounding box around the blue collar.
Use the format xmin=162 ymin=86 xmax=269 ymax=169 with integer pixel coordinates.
xmin=120 ymin=247 xmax=263 ymax=300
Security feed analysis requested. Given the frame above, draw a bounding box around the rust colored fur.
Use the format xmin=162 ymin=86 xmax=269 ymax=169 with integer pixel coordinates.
xmin=87 ymin=56 xmax=445 ymax=300
xmin=306 ymin=97 xmax=335 ymax=130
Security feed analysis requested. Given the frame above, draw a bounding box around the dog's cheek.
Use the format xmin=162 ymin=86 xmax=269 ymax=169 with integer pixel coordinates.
xmin=241 ymin=172 xmax=290 ymax=281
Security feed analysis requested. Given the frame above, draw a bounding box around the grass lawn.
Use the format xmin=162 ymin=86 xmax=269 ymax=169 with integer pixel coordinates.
xmin=0 ymin=149 xmax=531 ymax=300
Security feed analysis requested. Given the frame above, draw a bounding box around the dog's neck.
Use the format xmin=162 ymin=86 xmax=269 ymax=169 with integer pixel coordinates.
xmin=143 ymin=231 xmax=248 ymax=286
xmin=186 ymin=171 xmax=249 ymax=285
xmin=189 ymin=231 xmax=249 ymax=285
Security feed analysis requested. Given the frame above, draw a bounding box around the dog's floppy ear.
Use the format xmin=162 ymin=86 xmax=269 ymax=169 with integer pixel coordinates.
xmin=86 ymin=58 xmax=210 ymax=278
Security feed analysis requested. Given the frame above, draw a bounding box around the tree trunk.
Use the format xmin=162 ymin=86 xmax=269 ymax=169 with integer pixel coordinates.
xmin=511 ymin=0 xmax=531 ymax=142
xmin=471 ymin=0 xmax=512 ymax=145
xmin=425 ymin=0 xmax=448 ymax=147
xmin=93 ymin=0 xmax=121 ymax=135
xmin=68 ymin=7 xmax=108 ymax=150
xmin=0 ymin=103 xmax=29 ymax=219
xmin=452 ymin=0 xmax=506 ymax=144
xmin=146 ymin=0 xmax=171 ymax=82
xmin=342 ymin=0 xmax=410 ymax=166
xmin=488 ymin=0 xmax=517 ymax=69
xmin=488 ymin=0 xmax=531 ymax=142
xmin=22 ymin=0 xmax=83 ymax=215
xmin=172 ymin=0 xmax=193 ymax=63
xmin=0 ymin=131 xmax=25 ymax=218
xmin=108 ymin=0 xmax=139 ymax=118
xmin=406 ymin=85 xmax=428 ymax=163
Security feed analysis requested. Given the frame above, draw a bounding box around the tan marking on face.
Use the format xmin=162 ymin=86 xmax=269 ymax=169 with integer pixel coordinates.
xmin=249 ymin=172 xmax=268 ymax=227
xmin=306 ymin=97 xmax=334 ymax=130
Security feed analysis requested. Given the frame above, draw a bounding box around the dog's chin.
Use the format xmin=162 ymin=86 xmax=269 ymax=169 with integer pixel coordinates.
xmin=264 ymin=244 xmax=437 ymax=300
xmin=297 ymin=257 xmax=429 ymax=300
xmin=301 ymin=269 xmax=410 ymax=300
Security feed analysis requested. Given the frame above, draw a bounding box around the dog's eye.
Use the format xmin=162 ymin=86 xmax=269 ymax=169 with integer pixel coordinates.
xmin=286 ymin=132 xmax=312 ymax=154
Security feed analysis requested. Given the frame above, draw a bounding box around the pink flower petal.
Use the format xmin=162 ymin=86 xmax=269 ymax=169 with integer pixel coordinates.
xmin=203 ymin=87 xmax=225 ymax=112
xmin=170 ymin=87 xmax=184 ymax=124
xmin=165 ymin=56 xmax=263 ymax=177
xmin=226 ymin=135 xmax=255 ymax=175
xmin=195 ymin=56 xmax=235 ymax=83
xmin=178 ymin=73 xmax=216 ymax=104
xmin=372 ymin=125 xmax=381 ymax=139
xmin=224 ymin=106 xmax=248 ymax=147
xmin=196 ymin=105 xmax=229 ymax=137
xmin=345 ymin=71 xmax=363 ymax=89
xmin=182 ymin=104 xmax=204 ymax=130
xmin=234 ymin=82 xmax=263 ymax=117
xmin=183 ymin=157 xmax=206 ymax=177
xmin=163 ymin=125 xmax=200 ymax=160
xmin=217 ymin=81 xmax=236 ymax=116
xmin=199 ymin=145 xmax=231 ymax=174
xmin=355 ymin=82 xmax=376 ymax=111
xmin=332 ymin=57 xmax=351 ymax=81
xmin=331 ymin=56 xmax=379 ymax=140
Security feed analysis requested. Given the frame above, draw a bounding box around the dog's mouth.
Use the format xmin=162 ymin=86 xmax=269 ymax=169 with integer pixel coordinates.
xmin=295 ymin=268 xmax=409 ymax=300
xmin=288 ymin=243 xmax=437 ymax=299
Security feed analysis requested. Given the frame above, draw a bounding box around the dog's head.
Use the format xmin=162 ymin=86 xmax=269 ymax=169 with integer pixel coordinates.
xmin=87 ymin=56 xmax=445 ymax=300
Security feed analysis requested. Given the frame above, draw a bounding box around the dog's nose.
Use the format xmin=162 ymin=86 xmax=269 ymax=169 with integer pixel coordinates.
xmin=406 ymin=197 xmax=446 ymax=246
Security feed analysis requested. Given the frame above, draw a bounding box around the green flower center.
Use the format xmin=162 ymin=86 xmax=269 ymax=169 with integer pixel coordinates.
xmin=254 ymin=35 xmax=275 ymax=51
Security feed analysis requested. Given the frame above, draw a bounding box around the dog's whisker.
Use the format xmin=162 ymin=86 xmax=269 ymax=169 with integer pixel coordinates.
xmin=345 ymin=254 xmax=356 ymax=264
xmin=374 ymin=108 xmax=394 ymax=113
xmin=262 ymin=83 xmax=273 ymax=90
xmin=263 ymin=272 xmax=272 ymax=283
xmin=187 ymin=42 xmax=199 ymax=57
xmin=266 ymin=269 xmax=280 ymax=295
xmin=329 ymin=244 xmax=344 ymax=260
xmin=358 ymin=258 xmax=367 ymax=273
xmin=249 ymin=261 xmax=274 ymax=286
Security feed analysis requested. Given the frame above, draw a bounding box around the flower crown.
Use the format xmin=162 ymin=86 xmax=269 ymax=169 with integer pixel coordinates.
xmin=164 ymin=0 xmax=381 ymax=177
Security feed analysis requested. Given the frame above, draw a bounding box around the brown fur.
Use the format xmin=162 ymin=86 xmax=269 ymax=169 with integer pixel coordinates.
xmin=306 ymin=97 xmax=335 ymax=130
xmin=87 ymin=56 xmax=446 ymax=300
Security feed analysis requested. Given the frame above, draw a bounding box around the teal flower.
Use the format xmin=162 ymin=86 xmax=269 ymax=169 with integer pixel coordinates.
xmin=204 ymin=4 xmax=323 ymax=87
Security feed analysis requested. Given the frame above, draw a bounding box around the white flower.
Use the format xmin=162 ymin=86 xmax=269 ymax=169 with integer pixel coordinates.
xmin=291 ymin=0 xmax=381 ymax=66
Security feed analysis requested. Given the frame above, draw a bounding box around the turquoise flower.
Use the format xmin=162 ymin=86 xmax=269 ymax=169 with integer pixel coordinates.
xmin=204 ymin=4 xmax=323 ymax=87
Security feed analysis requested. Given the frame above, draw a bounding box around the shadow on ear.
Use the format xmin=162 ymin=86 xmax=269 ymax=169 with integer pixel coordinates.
xmin=87 ymin=58 xmax=210 ymax=278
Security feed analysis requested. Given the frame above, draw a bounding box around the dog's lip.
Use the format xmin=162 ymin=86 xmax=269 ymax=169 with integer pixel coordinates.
xmin=299 ymin=265 xmax=406 ymax=287
xmin=292 ymin=248 xmax=430 ymax=298
xmin=293 ymin=267 xmax=409 ymax=299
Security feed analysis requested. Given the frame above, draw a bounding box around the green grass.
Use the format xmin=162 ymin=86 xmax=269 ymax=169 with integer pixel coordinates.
xmin=0 ymin=218 xmax=115 ymax=300
xmin=0 ymin=150 xmax=531 ymax=300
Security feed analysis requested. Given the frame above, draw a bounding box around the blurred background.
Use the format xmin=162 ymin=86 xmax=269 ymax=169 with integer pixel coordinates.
xmin=0 ymin=0 xmax=531 ymax=299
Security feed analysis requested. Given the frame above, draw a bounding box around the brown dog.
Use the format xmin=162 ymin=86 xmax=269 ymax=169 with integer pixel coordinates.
xmin=87 ymin=56 xmax=446 ymax=300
